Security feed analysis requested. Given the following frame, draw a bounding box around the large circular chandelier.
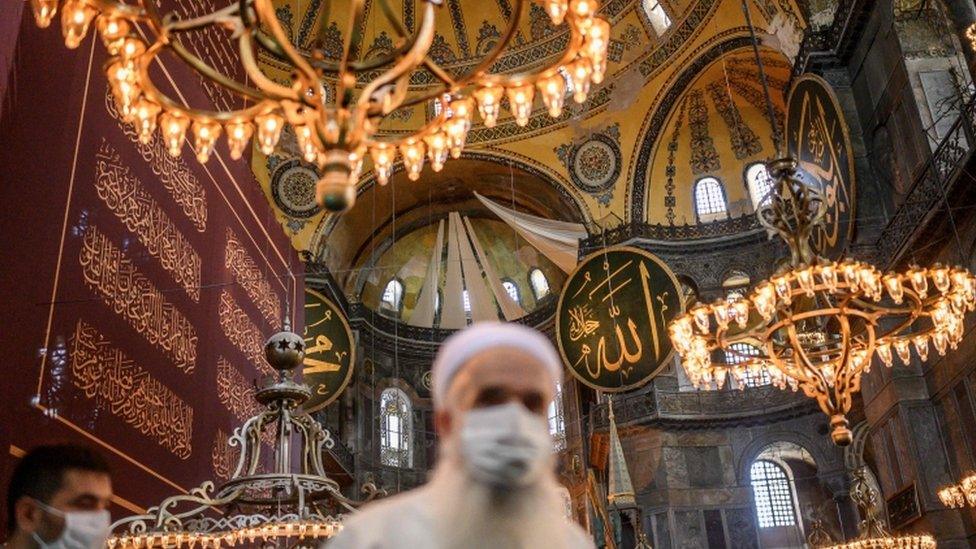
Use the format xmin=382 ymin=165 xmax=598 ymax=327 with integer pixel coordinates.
xmin=668 ymin=158 xmax=976 ymax=445
xmin=107 ymin=327 xmax=381 ymax=548
xmin=29 ymin=0 xmax=609 ymax=212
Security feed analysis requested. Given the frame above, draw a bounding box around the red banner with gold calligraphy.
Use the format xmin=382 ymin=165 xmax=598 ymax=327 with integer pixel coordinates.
xmin=0 ymin=8 xmax=302 ymax=532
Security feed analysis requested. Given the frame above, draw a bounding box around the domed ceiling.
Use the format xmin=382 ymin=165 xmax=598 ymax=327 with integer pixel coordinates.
xmin=253 ymin=0 xmax=807 ymax=281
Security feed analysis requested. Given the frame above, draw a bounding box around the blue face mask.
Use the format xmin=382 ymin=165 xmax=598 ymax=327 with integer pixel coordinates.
xmin=31 ymin=500 xmax=111 ymax=549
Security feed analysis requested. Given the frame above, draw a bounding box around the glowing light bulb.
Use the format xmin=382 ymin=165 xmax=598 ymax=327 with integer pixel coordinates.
xmin=913 ymin=334 xmax=929 ymax=362
xmin=118 ymin=36 xmax=146 ymax=60
xmin=192 ymin=119 xmax=221 ymax=163
xmin=295 ymin=125 xmax=318 ymax=163
xmin=399 ymin=140 xmax=425 ymax=181
xmin=692 ymin=306 xmax=710 ymax=333
xmin=884 ymin=274 xmax=904 ymax=304
xmin=546 ymin=0 xmax=568 ymax=24
xmin=876 ymin=341 xmax=893 ymax=367
xmin=370 ymin=144 xmax=395 ymax=185
xmin=506 ymin=84 xmax=535 ymax=127
xmin=584 ymin=18 xmax=610 ymax=83
xmin=474 ymin=85 xmax=504 ymax=128
xmin=159 ymin=111 xmax=190 ymax=157
xmin=568 ymin=58 xmax=593 ymax=104
xmin=570 ymin=0 xmax=598 ymax=19
xmin=97 ymin=16 xmax=129 ymax=54
xmin=537 ymin=72 xmax=567 ymax=118
xmin=933 ymin=329 xmax=949 ymax=356
xmin=893 ymin=338 xmax=911 ymax=365
xmin=255 ymin=112 xmax=284 ymax=155
xmin=820 ymin=264 xmax=838 ymax=292
xmin=796 ymin=267 xmax=815 ymax=296
xmin=932 ymin=265 xmax=951 ymax=293
xmin=132 ymin=99 xmax=160 ymax=144
xmin=31 ymin=0 xmax=58 ymax=28
xmin=225 ymin=120 xmax=254 ymax=160
xmin=423 ymin=131 xmax=449 ymax=172
xmin=61 ymin=0 xmax=98 ymax=49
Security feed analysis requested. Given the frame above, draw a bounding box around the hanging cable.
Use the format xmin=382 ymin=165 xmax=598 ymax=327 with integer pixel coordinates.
xmin=742 ymin=0 xmax=783 ymax=154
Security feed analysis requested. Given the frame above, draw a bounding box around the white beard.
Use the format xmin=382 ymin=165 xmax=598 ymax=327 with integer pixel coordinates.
xmin=427 ymin=436 xmax=574 ymax=549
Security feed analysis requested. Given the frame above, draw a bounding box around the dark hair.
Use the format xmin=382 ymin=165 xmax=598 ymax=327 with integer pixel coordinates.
xmin=6 ymin=444 xmax=110 ymax=530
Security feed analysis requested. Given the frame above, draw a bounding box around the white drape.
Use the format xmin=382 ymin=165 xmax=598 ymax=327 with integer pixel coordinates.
xmin=464 ymin=216 xmax=525 ymax=321
xmin=440 ymin=214 xmax=466 ymax=329
xmin=408 ymin=219 xmax=444 ymax=327
xmin=473 ymin=192 xmax=586 ymax=274
xmin=453 ymin=212 xmax=497 ymax=322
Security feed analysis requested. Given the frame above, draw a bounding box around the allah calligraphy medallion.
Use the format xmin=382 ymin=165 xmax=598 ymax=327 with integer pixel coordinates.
xmin=302 ymin=288 xmax=356 ymax=412
xmin=556 ymin=247 xmax=684 ymax=392
xmin=786 ymin=74 xmax=856 ymax=259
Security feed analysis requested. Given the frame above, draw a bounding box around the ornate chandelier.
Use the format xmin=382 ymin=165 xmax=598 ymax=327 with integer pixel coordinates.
xmin=810 ymin=470 xmax=935 ymax=549
xmin=668 ymin=158 xmax=976 ymax=445
xmin=107 ymin=326 xmax=381 ymax=548
xmin=28 ymin=0 xmax=610 ymax=212
xmin=938 ymin=472 xmax=976 ymax=509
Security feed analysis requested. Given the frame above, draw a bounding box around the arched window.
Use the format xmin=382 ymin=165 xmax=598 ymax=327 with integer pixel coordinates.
xmin=548 ymin=381 xmax=566 ymax=451
xmin=462 ymin=289 xmax=471 ymax=313
xmin=726 ymin=343 xmax=771 ymax=387
xmin=529 ymin=269 xmax=550 ymax=300
xmin=381 ymin=279 xmax=404 ymax=311
xmin=642 ymin=0 xmax=672 ymax=35
xmin=502 ymin=279 xmax=521 ymax=303
xmin=750 ymin=460 xmax=798 ymax=527
xmin=380 ymin=388 xmax=412 ymax=468
xmin=694 ymin=177 xmax=727 ymax=222
xmin=746 ymin=162 xmax=774 ymax=211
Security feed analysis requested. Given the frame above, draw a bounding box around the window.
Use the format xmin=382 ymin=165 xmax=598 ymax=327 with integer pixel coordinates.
xmin=750 ymin=460 xmax=797 ymax=527
xmin=726 ymin=343 xmax=771 ymax=387
xmin=642 ymin=0 xmax=672 ymax=35
xmin=380 ymin=388 xmax=412 ymax=468
xmin=502 ymin=279 xmax=521 ymax=303
xmin=381 ymin=279 xmax=404 ymax=311
xmin=694 ymin=177 xmax=727 ymax=222
xmin=746 ymin=162 xmax=775 ymax=211
xmin=462 ymin=289 xmax=471 ymax=313
xmin=530 ymin=269 xmax=550 ymax=300
xmin=548 ymin=381 xmax=566 ymax=451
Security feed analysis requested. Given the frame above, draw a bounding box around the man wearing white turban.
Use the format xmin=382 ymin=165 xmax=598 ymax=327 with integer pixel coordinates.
xmin=328 ymin=322 xmax=594 ymax=549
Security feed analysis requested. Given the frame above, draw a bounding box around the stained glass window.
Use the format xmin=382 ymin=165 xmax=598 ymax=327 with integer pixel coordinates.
xmin=747 ymin=162 xmax=775 ymax=211
xmin=381 ymin=279 xmax=404 ymax=311
xmin=695 ymin=177 xmax=727 ymax=222
xmin=380 ymin=388 xmax=412 ymax=468
xmin=642 ymin=0 xmax=672 ymax=35
xmin=530 ymin=269 xmax=550 ymax=300
xmin=548 ymin=381 xmax=566 ymax=451
xmin=750 ymin=460 xmax=797 ymax=527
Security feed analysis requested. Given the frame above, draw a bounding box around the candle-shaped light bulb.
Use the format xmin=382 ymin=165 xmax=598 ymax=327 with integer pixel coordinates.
xmin=61 ymin=0 xmax=98 ymax=49
xmin=399 ymin=140 xmax=426 ymax=181
xmin=192 ymin=119 xmax=221 ymax=163
xmin=473 ymin=85 xmax=504 ymax=128
xmin=370 ymin=143 xmax=395 ymax=185
xmin=537 ymin=72 xmax=567 ymax=118
xmin=159 ymin=111 xmax=190 ymax=157
xmin=225 ymin=120 xmax=254 ymax=160
xmin=133 ymin=99 xmax=160 ymax=144
xmin=423 ymin=131 xmax=449 ymax=172
xmin=546 ymin=0 xmax=568 ymax=24
xmin=506 ymin=84 xmax=535 ymax=127
xmin=31 ymin=0 xmax=58 ymax=28
xmin=568 ymin=58 xmax=592 ymax=103
xmin=295 ymin=125 xmax=318 ymax=163
xmin=97 ymin=16 xmax=129 ymax=53
xmin=254 ymin=112 xmax=284 ymax=155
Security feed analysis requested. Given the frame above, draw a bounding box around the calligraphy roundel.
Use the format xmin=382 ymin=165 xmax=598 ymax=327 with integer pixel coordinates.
xmin=302 ymin=288 xmax=356 ymax=413
xmin=786 ymin=74 xmax=856 ymax=259
xmin=556 ymin=247 xmax=684 ymax=392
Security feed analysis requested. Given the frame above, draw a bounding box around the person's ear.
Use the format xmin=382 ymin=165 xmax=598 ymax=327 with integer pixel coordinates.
xmin=15 ymin=497 xmax=42 ymax=534
xmin=434 ymin=410 xmax=453 ymax=437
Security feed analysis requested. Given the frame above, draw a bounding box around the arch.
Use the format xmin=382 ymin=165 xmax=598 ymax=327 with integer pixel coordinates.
xmin=736 ymin=431 xmax=830 ymax=485
xmin=379 ymin=387 xmax=414 ymax=468
xmin=502 ymin=278 xmax=521 ymax=304
xmin=694 ymin=176 xmax=728 ymax=222
xmin=750 ymin=459 xmax=799 ymax=527
xmin=529 ymin=268 xmax=551 ymax=300
xmin=381 ymin=278 xmax=404 ymax=312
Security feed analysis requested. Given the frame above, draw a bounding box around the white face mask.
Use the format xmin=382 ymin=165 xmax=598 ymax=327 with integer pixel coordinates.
xmin=32 ymin=500 xmax=111 ymax=549
xmin=458 ymin=402 xmax=553 ymax=488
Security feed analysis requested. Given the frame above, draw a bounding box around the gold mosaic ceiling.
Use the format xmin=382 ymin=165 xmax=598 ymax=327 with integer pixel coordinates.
xmin=256 ymin=0 xmax=807 ymax=261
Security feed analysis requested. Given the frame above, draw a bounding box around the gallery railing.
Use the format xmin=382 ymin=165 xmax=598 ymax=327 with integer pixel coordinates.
xmin=579 ymin=215 xmax=763 ymax=253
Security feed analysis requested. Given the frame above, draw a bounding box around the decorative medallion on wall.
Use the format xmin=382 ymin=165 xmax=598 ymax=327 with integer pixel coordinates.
xmin=785 ymin=74 xmax=856 ymax=259
xmin=554 ymin=124 xmax=621 ymax=205
xmin=556 ymin=246 xmax=684 ymax=392
xmin=269 ymin=156 xmax=321 ymax=231
xmin=302 ymin=288 xmax=356 ymax=413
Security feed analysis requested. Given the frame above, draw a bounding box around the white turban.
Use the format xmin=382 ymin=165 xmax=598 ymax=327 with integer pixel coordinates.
xmin=432 ymin=322 xmax=563 ymax=408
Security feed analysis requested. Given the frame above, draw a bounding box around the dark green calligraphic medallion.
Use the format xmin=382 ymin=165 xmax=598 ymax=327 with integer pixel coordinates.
xmin=786 ymin=74 xmax=856 ymax=259
xmin=302 ymin=288 xmax=355 ymax=412
xmin=556 ymin=247 xmax=684 ymax=392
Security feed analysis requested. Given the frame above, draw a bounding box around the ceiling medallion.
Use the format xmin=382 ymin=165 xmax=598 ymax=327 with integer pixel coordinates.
xmin=107 ymin=326 xmax=381 ymax=548
xmin=555 ymin=124 xmax=621 ymax=204
xmin=29 ymin=0 xmax=610 ymax=213
xmin=668 ymin=158 xmax=976 ymax=446
xmin=270 ymin=157 xmax=321 ymax=219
